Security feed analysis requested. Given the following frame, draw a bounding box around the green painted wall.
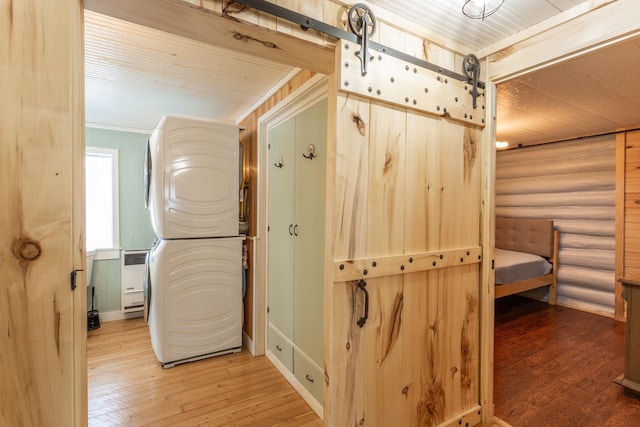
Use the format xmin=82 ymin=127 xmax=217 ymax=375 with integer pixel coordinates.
xmin=86 ymin=127 xmax=156 ymax=313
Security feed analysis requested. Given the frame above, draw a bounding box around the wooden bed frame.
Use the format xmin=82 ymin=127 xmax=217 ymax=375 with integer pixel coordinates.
xmin=494 ymin=217 xmax=559 ymax=304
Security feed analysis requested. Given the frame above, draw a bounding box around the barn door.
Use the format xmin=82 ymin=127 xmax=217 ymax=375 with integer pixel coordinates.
xmin=325 ymin=39 xmax=485 ymax=426
xmin=0 ymin=1 xmax=86 ymax=425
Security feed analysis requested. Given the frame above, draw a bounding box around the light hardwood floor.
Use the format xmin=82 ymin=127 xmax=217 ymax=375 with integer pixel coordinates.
xmin=87 ymin=317 xmax=323 ymax=426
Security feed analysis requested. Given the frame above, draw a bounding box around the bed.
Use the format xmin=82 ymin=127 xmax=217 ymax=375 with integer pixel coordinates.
xmin=494 ymin=217 xmax=558 ymax=304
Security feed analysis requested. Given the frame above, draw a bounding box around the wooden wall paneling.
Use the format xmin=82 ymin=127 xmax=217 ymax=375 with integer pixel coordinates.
xmin=1 ymin=0 xmax=85 ymax=425
xmin=623 ymin=130 xmax=640 ymax=292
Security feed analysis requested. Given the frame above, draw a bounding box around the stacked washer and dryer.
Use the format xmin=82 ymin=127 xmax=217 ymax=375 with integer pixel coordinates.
xmin=144 ymin=116 xmax=244 ymax=368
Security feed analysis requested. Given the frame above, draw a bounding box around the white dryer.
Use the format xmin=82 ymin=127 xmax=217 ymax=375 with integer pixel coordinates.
xmin=145 ymin=116 xmax=239 ymax=239
xmin=145 ymin=236 xmax=244 ymax=368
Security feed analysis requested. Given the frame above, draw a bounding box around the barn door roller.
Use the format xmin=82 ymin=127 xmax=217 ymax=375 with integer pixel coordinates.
xmin=231 ymin=0 xmax=485 ymax=91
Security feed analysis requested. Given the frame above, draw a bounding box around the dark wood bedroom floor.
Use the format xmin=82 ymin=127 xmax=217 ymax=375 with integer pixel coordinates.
xmin=494 ymin=295 xmax=640 ymax=426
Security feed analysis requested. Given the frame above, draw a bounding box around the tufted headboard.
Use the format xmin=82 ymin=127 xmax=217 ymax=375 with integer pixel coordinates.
xmin=495 ymin=217 xmax=555 ymax=258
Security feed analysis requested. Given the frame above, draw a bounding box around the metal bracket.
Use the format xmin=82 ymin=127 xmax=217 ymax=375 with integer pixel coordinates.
xmin=338 ymin=40 xmax=485 ymax=127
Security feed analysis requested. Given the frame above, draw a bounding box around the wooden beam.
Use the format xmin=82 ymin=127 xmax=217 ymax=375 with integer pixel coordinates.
xmin=494 ymin=274 xmax=555 ymax=299
xmin=84 ymin=0 xmax=335 ymax=74
xmin=334 ymin=246 xmax=482 ymax=282
xmin=477 ymin=0 xmax=615 ymax=59
xmin=616 ymin=132 xmax=627 ymax=321
xmin=484 ymin=0 xmax=640 ymax=82
xmin=479 ymin=78 xmax=497 ymax=424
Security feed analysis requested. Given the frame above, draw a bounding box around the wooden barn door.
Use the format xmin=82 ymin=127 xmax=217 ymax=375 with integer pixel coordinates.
xmin=325 ymin=41 xmax=484 ymax=426
xmin=0 ymin=1 xmax=86 ymax=425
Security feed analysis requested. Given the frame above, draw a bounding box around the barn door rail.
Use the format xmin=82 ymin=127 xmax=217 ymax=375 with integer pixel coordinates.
xmin=230 ymin=0 xmax=485 ymax=90
xmin=334 ymin=246 xmax=482 ymax=282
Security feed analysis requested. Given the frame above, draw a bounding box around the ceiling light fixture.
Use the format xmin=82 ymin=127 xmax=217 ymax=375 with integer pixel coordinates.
xmin=462 ymin=0 xmax=506 ymax=20
xmin=496 ymin=141 xmax=509 ymax=149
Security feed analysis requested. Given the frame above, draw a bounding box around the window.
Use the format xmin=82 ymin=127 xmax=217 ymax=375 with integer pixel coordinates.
xmin=85 ymin=147 xmax=119 ymax=252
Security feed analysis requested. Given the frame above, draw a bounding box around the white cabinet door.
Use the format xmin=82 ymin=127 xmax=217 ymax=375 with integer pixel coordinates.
xmin=293 ymin=99 xmax=327 ymax=367
xmin=267 ymin=117 xmax=296 ymax=339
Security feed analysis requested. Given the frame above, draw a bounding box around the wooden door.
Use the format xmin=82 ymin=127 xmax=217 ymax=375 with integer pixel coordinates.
xmin=267 ymin=117 xmax=296 ymax=339
xmin=325 ymin=81 xmax=483 ymax=424
xmin=293 ymin=98 xmax=328 ymax=366
xmin=0 ymin=1 xmax=86 ymax=426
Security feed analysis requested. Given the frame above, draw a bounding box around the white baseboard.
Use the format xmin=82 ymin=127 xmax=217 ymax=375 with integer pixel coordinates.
xmin=99 ymin=310 xmax=143 ymax=322
xmin=243 ymin=330 xmax=255 ymax=355
xmin=265 ymin=351 xmax=324 ymax=420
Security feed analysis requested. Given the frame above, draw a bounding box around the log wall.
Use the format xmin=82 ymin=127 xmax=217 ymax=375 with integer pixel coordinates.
xmin=496 ymin=135 xmax=616 ymax=315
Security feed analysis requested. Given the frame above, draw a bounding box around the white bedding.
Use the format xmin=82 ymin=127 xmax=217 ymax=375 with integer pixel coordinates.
xmin=495 ymin=248 xmax=552 ymax=285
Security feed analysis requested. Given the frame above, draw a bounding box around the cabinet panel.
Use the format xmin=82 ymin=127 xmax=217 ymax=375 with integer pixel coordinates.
xmin=294 ymin=347 xmax=324 ymax=405
xmin=123 ymin=291 xmax=144 ymax=311
xmin=293 ymin=98 xmax=327 ymax=366
xmin=268 ymin=323 xmax=294 ymax=372
xmin=267 ymin=118 xmax=296 ymax=338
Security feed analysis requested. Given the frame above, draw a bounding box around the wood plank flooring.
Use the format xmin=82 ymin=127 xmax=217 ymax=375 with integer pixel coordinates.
xmin=494 ymin=295 xmax=640 ymax=426
xmin=90 ymin=297 xmax=640 ymax=426
xmin=87 ymin=318 xmax=322 ymax=427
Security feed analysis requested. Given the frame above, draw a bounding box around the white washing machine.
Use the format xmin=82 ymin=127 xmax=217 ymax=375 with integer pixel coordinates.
xmin=145 ymin=236 xmax=244 ymax=368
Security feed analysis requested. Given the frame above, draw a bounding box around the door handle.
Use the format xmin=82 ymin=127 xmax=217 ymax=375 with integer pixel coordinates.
xmin=356 ymin=279 xmax=369 ymax=328
xmin=294 ymin=224 xmax=298 ymax=236
xmin=289 ymin=224 xmax=294 ymax=236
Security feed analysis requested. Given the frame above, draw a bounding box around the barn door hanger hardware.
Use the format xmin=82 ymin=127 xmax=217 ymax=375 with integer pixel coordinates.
xmin=348 ymin=4 xmax=376 ymax=75
xmin=463 ymin=54 xmax=481 ymax=109
xmin=231 ymin=0 xmax=485 ymax=90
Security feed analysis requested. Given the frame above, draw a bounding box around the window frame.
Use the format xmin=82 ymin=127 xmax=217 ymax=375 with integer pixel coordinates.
xmin=85 ymin=146 xmax=120 ymax=259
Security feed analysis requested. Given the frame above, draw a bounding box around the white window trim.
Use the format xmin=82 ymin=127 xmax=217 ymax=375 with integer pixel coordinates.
xmin=86 ymin=147 xmax=120 ymax=259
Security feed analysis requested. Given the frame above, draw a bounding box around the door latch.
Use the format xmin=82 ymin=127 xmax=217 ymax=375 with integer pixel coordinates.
xmin=70 ymin=269 xmax=84 ymax=291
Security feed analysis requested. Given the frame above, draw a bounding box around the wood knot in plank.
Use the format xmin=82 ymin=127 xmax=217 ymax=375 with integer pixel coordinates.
xmin=232 ymin=32 xmax=277 ymax=49
xmin=223 ymin=2 xmax=250 ymax=15
xmin=351 ymin=113 xmax=366 ymax=136
xmin=383 ymin=151 xmax=393 ymax=174
xmin=417 ymin=381 xmax=445 ymax=425
xmin=13 ymin=238 xmax=42 ymax=261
